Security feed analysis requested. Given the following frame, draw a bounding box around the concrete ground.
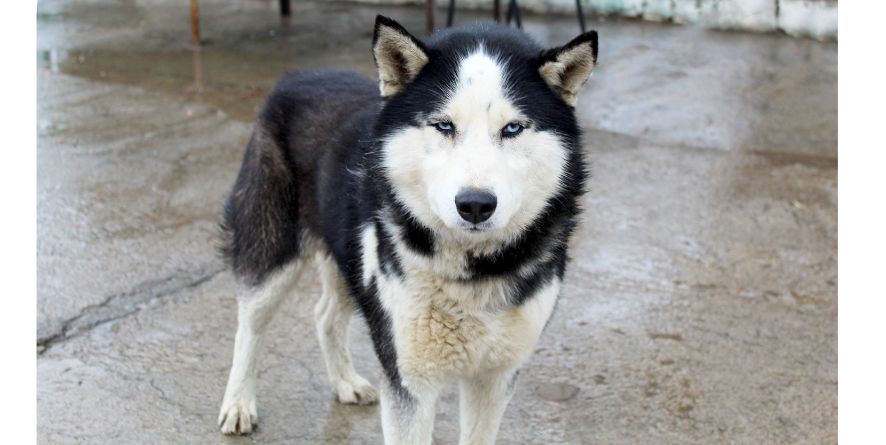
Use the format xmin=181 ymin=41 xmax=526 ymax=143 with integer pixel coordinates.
xmin=36 ymin=0 xmax=837 ymax=443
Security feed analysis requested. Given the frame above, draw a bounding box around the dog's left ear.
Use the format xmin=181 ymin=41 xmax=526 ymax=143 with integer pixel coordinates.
xmin=538 ymin=31 xmax=598 ymax=107
xmin=372 ymin=15 xmax=429 ymax=97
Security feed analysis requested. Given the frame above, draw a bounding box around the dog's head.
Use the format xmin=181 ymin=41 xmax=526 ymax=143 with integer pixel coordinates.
xmin=372 ymin=16 xmax=596 ymax=247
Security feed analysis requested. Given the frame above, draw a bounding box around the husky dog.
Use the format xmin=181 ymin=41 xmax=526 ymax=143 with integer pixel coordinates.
xmin=217 ymin=15 xmax=597 ymax=444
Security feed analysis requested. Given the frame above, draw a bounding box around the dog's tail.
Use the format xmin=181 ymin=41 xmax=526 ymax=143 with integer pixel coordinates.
xmin=219 ymin=114 xmax=302 ymax=287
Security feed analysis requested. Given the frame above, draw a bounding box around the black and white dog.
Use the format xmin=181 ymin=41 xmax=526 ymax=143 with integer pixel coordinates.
xmin=218 ymin=15 xmax=597 ymax=444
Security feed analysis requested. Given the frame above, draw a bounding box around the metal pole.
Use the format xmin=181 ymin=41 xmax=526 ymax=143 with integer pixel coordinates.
xmin=509 ymin=0 xmax=522 ymax=29
xmin=190 ymin=0 xmax=200 ymax=45
xmin=280 ymin=0 xmax=291 ymax=17
xmin=426 ymin=0 xmax=435 ymax=33
xmin=447 ymin=0 xmax=455 ymax=27
xmin=576 ymin=0 xmax=586 ymax=33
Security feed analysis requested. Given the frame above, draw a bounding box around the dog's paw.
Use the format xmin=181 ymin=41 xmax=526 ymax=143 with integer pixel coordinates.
xmin=218 ymin=398 xmax=258 ymax=435
xmin=334 ymin=376 xmax=378 ymax=405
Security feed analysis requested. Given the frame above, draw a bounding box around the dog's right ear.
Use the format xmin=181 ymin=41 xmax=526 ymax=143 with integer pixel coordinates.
xmin=373 ymin=15 xmax=429 ymax=97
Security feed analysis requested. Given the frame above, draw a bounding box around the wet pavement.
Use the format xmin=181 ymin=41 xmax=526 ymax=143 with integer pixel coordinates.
xmin=36 ymin=0 xmax=837 ymax=443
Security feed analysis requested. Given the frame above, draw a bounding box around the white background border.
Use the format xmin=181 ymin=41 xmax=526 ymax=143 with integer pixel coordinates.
xmin=838 ymin=1 xmax=884 ymax=444
xmin=7 ymin=0 xmax=876 ymax=442
xmin=2 ymin=0 xmax=37 ymax=443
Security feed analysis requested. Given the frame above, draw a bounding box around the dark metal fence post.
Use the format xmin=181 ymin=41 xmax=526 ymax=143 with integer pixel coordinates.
xmin=576 ymin=0 xmax=586 ymax=32
xmin=426 ymin=0 xmax=435 ymax=33
xmin=280 ymin=0 xmax=291 ymax=17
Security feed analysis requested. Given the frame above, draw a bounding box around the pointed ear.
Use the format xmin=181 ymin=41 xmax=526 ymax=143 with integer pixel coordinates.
xmin=372 ymin=16 xmax=429 ymax=97
xmin=538 ymin=30 xmax=598 ymax=107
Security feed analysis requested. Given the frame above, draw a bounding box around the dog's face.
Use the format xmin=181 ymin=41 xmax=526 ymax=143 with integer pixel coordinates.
xmin=372 ymin=17 xmax=597 ymax=244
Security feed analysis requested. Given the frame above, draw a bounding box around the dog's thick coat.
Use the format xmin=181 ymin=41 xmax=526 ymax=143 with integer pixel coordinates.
xmin=218 ymin=16 xmax=597 ymax=444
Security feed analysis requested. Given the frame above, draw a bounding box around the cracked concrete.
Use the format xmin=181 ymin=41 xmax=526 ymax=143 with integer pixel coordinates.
xmin=38 ymin=266 xmax=224 ymax=352
xmin=36 ymin=68 xmax=244 ymax=346
xmin=37 ymin=0 xmax=836 ymax=443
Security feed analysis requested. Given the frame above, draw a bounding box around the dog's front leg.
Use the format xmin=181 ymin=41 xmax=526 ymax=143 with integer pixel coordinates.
xmin=458 ymin=368 xmax=518 ymax=445
xmin=380 ymin=377 xmax=442 ymax=445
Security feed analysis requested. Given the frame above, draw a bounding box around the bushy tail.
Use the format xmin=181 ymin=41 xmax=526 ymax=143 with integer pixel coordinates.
xmin=219 ymin=121 xmax=302 ymax=287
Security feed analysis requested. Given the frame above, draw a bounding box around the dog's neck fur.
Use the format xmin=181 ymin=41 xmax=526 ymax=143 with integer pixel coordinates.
xmin=376 ymin=194 xmax=573 ymax=307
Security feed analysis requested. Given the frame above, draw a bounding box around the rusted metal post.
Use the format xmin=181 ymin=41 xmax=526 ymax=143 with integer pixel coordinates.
xmin=280 ymin=0 xmax=291 ymax=17
xmin=190 ymin=0 xmax=200 ymax=45
xmin=426 ymin=0 xmax=435 ymax=33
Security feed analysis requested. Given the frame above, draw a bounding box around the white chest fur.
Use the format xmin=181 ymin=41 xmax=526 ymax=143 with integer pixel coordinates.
xmin=391 ymin=274 xmax=559 ymax=384
xmin=360 ymin=224 xmax=560 ymax=385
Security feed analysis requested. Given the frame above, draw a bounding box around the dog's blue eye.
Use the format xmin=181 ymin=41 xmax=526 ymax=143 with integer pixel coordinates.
xmin=502 ymin=122 xmax=524 ymax=137
xmin=434 ymin=121 xmax=455 ymax=134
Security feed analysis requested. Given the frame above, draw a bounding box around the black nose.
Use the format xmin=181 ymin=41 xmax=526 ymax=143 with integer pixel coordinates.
xmin=455 ymin=189 xmax=497 ymax=224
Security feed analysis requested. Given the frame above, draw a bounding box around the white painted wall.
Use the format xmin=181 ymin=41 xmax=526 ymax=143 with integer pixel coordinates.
xmin=642 ymin=0 xmax=672 ymax=21
xmin=359 ymin=0 xmax=838 ymax=40
xmin=712 ymin=0 xmax=778 ymax=31
xmin=778 ymin=0 xmax=838 ymax=39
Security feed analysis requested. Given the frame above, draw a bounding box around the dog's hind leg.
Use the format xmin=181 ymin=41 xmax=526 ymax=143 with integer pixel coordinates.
xmin=218 ymin=105 xmax=313 ymax=434
xmin=218 ymin=259 xmax=307 ymax=435
xmin=314 ymin=252 xmax=378 ymax=404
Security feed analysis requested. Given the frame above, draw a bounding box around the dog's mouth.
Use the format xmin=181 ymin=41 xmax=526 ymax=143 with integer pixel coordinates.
xmin=459 ymin=221 xmax=495 ymax=233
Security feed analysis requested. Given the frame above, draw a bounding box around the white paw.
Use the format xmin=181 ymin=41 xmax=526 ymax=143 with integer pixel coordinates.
xmin=334 ymin=376 xmax=378 ymax=405
xmin=218 ymin=397 xmax=258 ymax=435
